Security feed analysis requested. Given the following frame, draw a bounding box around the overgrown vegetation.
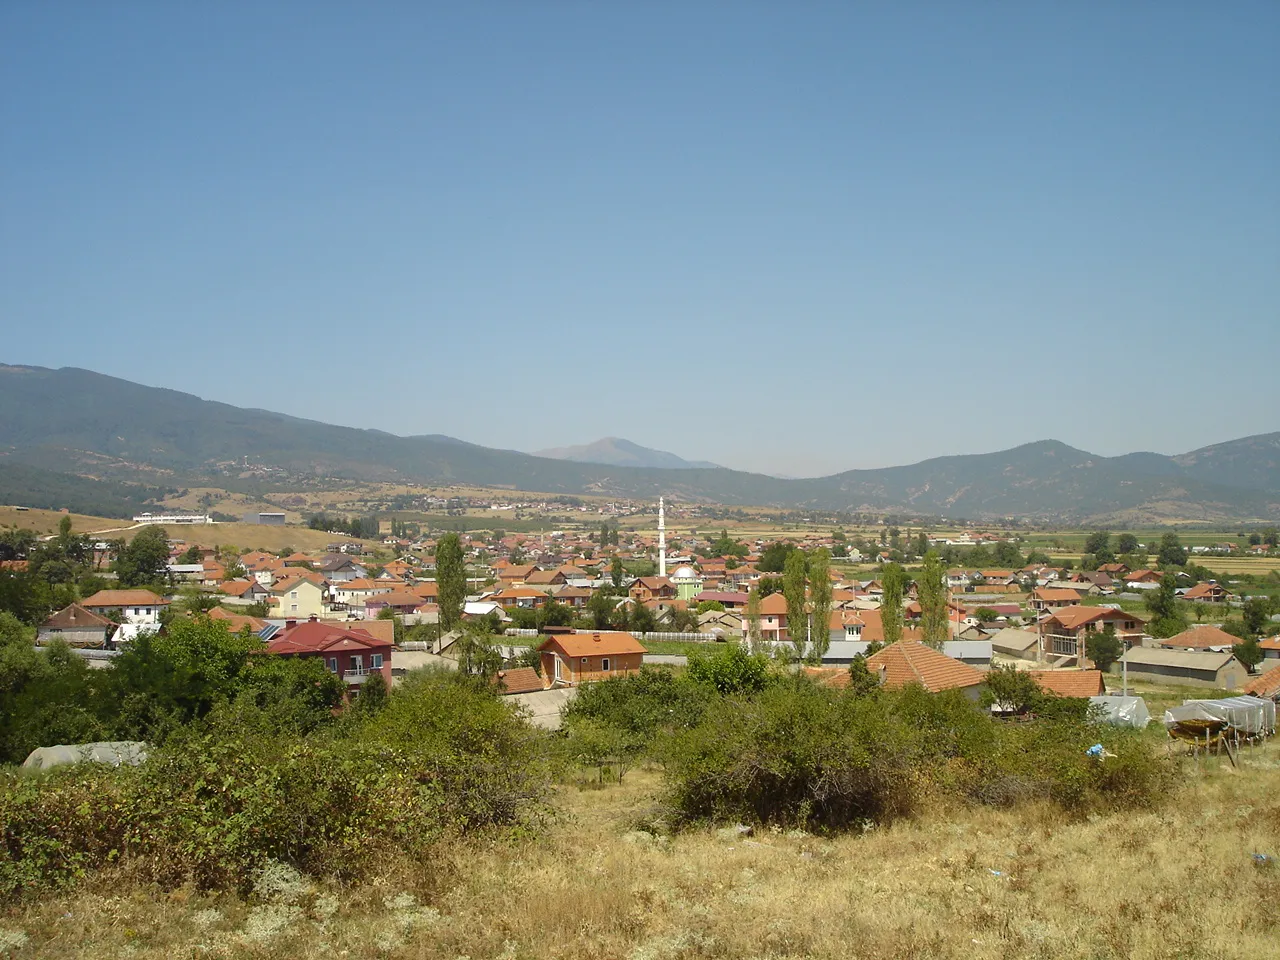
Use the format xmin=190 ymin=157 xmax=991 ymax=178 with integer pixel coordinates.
xmin=0 ymin=668 xmax=549 ymax=899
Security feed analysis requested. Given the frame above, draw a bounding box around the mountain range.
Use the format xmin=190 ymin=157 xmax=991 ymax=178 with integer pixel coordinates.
xmin=533 ymin=438 xmax=721 ymax=471
xmin=1 ymin=364 xmax=1278 ymax=523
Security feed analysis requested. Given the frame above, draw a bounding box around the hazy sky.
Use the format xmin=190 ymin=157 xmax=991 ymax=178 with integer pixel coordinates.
xmin=3 ymin=3 xmax=1277 ymax=478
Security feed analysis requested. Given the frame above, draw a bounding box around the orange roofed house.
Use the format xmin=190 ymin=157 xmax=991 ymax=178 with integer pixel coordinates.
xmin=536 ymin=627 xmax=646 ymax=688
xmin=864 ymin=640 xmax=986 ymax=700
xmin=1040 ymin=607 xmax=1146 ymax=663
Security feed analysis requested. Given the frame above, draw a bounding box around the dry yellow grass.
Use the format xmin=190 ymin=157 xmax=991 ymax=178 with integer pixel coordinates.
xmin=0 ymin=506 xmax=122 ymax=536
xmin=5 ymin=745 xmax=1280 ymax=959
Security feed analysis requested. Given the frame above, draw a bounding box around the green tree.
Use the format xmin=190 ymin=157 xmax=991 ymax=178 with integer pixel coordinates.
xmin=981 ymin=664 xmax=1042 ymax=714
xmin=352 ymin=671 xmax=389 ymax=714
xmin=610 ymin=555 xmax=624 ymax=589
xmin=782 ymin=549 xmax=809 ymax=659
xmin=1084 ymin=531 xmax=1115 ymax=565
xmin=880 ymin=563 xmax=906 ymax=646
xmin=178 ymin=545 xmax=203 ymax=564
xmin=1116 ymin=533 xmax=1140 ymax=555
xmin=807 ymin=548 xmax=833 ymax=663
xmin=628 ymin=601 xmax=658 ymax=635
xmin=757 ymin=541 xmax=796 ymax=573
xmin=1157 ymin=533 xmax=1187 ymax=568
xmin=1144 ymin=574 xmax=1188 ymax=638
xmin=435 ymin=533 xmax=466 ymax=633
xmin=1086 ymin=623 xmax=1123 ymax=673
xmin=1242 ymin=596 xmax=1274 ymax=636
xmin=114 ymin=525 xmax=171 ymax=588
xmin=586 ymin=589 xmax=616 ymax=630
xmin=1233 ymin=635 xmax=1264 ymax=671
xmin=992 ymin=540 xmax=1023 ymax=567
xmin=845 ymin=654 xmax=881 ymax=698
xmin=917 ymin=550 xmax=948 ymax=649
xmin=745 ymin=586 xmax=763 ymax=653
xmin=686 ymin=643 xmax=770 ymax=695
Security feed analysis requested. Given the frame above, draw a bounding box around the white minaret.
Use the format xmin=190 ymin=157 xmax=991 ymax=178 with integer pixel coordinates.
xmin=658 ymin=496 xmax=667 ymax=577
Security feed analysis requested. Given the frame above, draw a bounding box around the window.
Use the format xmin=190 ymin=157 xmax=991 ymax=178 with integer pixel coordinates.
xmin=601 ymin=658 xmax=610 ymax=672
xmin=291 ymin=591 xmax=298 ymax=599
xmin=290 ymin=604 xmax=298 ymax=612
xmin=327 ymin=657 xmax=337 ymax=672
xmin=371 ymin=654 xmax=383 ymax=669
xmin=352 ymin=655 xmax=363 ymax=671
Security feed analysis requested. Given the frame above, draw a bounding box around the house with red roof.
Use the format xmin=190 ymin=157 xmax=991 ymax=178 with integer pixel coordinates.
xmin=267 ymin=616 xmax=392 ymax=697
xmin=1040 ymin=606 xmax=1146 ymax=663
xmin=536 ymin=627 xmax=646 ymax=688
xmin=864 ymin=641 xmax=985 ymax=699
xmin=81 ymin=589 xmax=169 ymax=625
xmin=1181 ymin=581 xmax=1232 ymax=604
xmin=1029 ymin=670 xmax=1107 ymax=698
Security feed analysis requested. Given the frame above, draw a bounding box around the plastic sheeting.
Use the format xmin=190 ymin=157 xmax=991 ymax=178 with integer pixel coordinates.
xmin=1089 ymin=696 xmax=1151 ymax=729
xmin=1165 ymin=697 xmax=1276 ymax=738
xmin=22 ymin=741 xmax=149 ymax=770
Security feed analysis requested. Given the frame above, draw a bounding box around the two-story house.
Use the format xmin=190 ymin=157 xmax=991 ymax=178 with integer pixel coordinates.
xmin=266 ymin=616 xmax=392 ymax=699
xmin=270 ymin=576 xmax=327 ymax=619
xmin=1039 ymin=606 xmax=1146 ymax=663
xmin=81 ymin=589 xmax=169 ymax=625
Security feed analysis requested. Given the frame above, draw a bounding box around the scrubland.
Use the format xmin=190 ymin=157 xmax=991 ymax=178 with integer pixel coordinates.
xmin=3 ymin=743 xmax=1278 ymax=960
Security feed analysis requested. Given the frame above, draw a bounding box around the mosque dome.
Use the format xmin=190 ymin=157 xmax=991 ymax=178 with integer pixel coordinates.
xmin=672 ymin=565 xmax=699 ymax=580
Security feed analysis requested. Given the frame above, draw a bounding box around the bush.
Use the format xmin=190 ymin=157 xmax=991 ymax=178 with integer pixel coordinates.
xmin=0 ymin=668 xmax=551 ymax=900
xmin=563 ymin=667 xmax=712 ymax=745
xmin=662 ymin=678 xmax=1173 ymax=833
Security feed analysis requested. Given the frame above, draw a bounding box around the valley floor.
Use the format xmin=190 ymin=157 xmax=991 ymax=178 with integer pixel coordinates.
xmin=5 ymin=743 xmax=1280 ymax=960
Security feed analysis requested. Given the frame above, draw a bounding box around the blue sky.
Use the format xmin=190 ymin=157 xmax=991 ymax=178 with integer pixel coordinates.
xmin=3 ymin=3 xmax=1277 ymax=477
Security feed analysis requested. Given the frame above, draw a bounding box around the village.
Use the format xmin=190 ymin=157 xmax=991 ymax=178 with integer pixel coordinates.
xmin=23 ymin=497 xmax=1280 ymax=722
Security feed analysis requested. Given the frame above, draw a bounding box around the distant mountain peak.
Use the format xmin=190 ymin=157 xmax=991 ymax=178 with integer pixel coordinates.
xmin=533 ymin=437 xmax=721 ymax=471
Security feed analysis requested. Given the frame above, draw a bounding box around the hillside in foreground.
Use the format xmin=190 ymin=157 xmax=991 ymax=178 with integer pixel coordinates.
xmin=4 ymin=746 xmax=1278 ymax=959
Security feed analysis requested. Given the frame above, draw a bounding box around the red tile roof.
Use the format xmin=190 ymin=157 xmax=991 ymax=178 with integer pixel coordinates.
xmin=493 ymin=667 xmax=544 ymax=695
xmin=81 ymin=589 xmax=169 ymax=608
xmin=1160 ymin=625 xmax=1239 ymax=649
xmin=864 ymin=641 xmax=984 ymax=693
xmin=40 ymin=603 xmax=112 ymax=629
xmin=536 ymin=631 xmax=647 ymax=657
xmin=267 ymin=621 xmax=391 ymax=656
xmin=1029 ymin=670 xmax=1106 ymax=698
xmin=1243 ymin=665 xmax=1280 ymax=699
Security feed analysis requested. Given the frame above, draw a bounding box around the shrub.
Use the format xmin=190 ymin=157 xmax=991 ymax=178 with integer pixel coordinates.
xmin=662 ymin=678 xmax=1173 ymax=832
xmin=563 ymin=667 xmax=712 ymax=744
xmin=0 ymin=668 xmax=552 ymax=900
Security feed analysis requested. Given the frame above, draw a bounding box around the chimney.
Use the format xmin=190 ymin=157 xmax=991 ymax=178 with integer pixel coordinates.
xmin=877 ymin=664 xmax=887 ymax=685
xmin=286 ymin=619 xmax=297 ymax=630
xmin=308 ymin=613 xmax=318 ymax=622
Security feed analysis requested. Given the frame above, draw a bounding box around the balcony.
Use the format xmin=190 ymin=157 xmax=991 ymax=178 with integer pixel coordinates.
xmin=342 ymin=667 xmax=373 ymax=684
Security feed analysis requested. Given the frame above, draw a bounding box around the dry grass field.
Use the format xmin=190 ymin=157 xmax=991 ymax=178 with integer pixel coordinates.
xmin=4 ymin=743 xmax=1279 ymax=960
xmin=0 ymin=507 xmax=124 ymax=537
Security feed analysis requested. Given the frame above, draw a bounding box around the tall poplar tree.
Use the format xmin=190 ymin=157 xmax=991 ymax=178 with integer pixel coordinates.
xmin=782 ymin=550 xmax=809 ymax=661
xmin=918 ymin=550 xmax=948 ymax=649
xmin=745 ymin=585 xmax=763 ymax=654
xmin=807 ymin=548 xmax=833 ymax=664
xmin=880 ymin=562 xmax=906 ymax=646
xmin=435 ymin=533 xmax=466 ymax=633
